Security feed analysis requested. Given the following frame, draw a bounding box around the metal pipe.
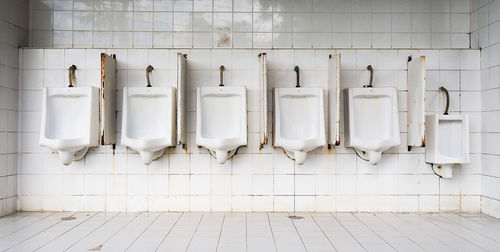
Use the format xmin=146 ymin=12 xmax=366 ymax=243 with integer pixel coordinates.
xmin=365 ymin=65 xmax=373 ymax=88
xmin=68 ymin=65 xmax=77 ymax=87
xmin=294 ymin=66 xmax=300 ymax=88
xmin=439 ymin=86 xmax=450 ymax=115
xmin=146 ymin=65 xmax=153 ymax=87
xmin=219 ymin=65 xmax=225 ymax=86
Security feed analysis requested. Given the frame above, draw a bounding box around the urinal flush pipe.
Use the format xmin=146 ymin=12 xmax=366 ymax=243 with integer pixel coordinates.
xmin=364 ymin=65 xmax=373 ymax=88
xmin=146 ymin=65 xmax=154 ymax=87
xmin=439 ymin=86 xmax=450 ymax=115
xmin=68 ymin=65 xmax=77 ymax=87
xmin=219 ymin=65 xmax=225 ymax=86
xmin=294 ymin=66 xmax=300 ymax=88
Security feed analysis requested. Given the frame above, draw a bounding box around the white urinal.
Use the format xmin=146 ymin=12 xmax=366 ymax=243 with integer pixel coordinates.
xmin=39 ymin=87 xmax=100 ymax=165
xmin=425 ymin=114 xmax=469 ymax=178
xmin=274 ymin=88 xmax=326 ymax=165
xmin=344 ymin=88 xmax=400 ymax=165
xmin=196 ymin=86 xmax=247 ymax=164
xmin=121 ymin=87 xmax=176 ymax=165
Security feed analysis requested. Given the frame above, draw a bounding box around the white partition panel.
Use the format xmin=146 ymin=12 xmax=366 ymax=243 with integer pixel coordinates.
xmin=328 ymin=54 xmax=341 ymax=146
xmin=100 ymin=53 xmax=116 ymax=145
xmin=177 ymin=53 xmax=187 ymax=148
xmin=258 ymin=53 xmax=268 ymax=148
xmin=407 ymin=55 xmax=426 ymax=148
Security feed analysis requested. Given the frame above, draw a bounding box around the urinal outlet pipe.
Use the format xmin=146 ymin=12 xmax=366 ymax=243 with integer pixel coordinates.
xmin=364 ymin=65 xmax=373 ymax=88
xmin=68 ymin=65 xmax=77 ymax=87
xmin=294 ymin=66 xmax=300 ymax=88
xmin=219 ymin=65 xmax=225 ymax=86
xmin=146 ymin=65 xmax=154 ymax=87
xmin=439 ymin=86 xmax=450 ymax=115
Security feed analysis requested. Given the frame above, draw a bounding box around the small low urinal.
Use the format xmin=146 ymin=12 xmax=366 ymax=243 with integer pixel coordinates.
xmin=39 ymin=87 xmax=100 ymax=165
xmin=196 ymin=86 xmax=247 ymax=164
xmin=425 ymin=87 xmax=469 ymax=178
xmin=344 ymin=87 xmax=400 ymax=164
xmin=425 ymin=114 xmax=469 ymax=178
xmin=121 ymin=86 xmax=176 ymax=165
xmin=274 ymin=87 xmax=326 ymax=165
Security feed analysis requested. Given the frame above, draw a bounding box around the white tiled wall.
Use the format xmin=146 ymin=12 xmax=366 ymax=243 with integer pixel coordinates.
xmin=17 ymin=48 xmax=482 ymax=212
xmin=472 ymin=0 xmax=500 ymax=218
xmin=0 ymin=0 xmax=29 ymax=217
xmin=29 ymin=0 xmax=471 ymax=49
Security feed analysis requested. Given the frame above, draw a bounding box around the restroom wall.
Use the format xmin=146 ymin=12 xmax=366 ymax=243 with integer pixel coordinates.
xmin=472 ymin=0 xmax=500 ymax=218
xmin=28 ymin=0 xmax=471 ymax=49
xmin=17 ymin=48 xmax=482 ymax=212
xmin=0 ymin=0 xmax=29 ymax=217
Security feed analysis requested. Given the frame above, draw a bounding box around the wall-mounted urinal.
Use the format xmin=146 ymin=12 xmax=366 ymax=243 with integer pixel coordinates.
xmin=425 ymin=87 xmax=469 ymax=179
xmin=39 ymin=65 xmax=100 ymax=165
xmin=273 ymin=66 xmax=326 ymax=165
xmin=121 ymin=66 xmax=177 ymax=165
xmin=196 ymin=66 xmax=247 ymax=164
xmin=344 ymin=65 xmax=400 ymax=165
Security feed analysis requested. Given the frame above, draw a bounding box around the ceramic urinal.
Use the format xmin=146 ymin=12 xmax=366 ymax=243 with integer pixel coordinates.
xmin=196 ymin=86 xmax=247 ymax=164
xmin=121 ymin=87 xmax=176 ymax=165
xmin=274 ymin=88 xmax=326 ymax=165
xmin=39 ymin=87 xmax=100 ymax=165
xmin=425 ymin=114 xmax=469 ymax=178
xmin=344 ymin=87 xmax=400 ymax=164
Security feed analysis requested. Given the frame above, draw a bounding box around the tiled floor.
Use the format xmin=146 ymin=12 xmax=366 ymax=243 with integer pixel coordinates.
xmin=0 ymin=212 xmax=498 ymax=251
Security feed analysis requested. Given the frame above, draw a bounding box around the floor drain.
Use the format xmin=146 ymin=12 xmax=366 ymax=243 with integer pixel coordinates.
xmin=61 ymin=216 xmax=76 ymax=221
xmin=288 ymin=215 xmax=303 ymax=219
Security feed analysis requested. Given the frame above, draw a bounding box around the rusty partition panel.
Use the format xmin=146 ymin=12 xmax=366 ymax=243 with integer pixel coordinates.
xmin=258 ymin=53 xmax=268 ymax=148
xmin=100 ymin=53 xmax=117 ymax=145
xmin=176 ymin=53 xmax=187 ymax=148
xmin=328 ymin=54 xmax=341 ymax=146
xmin=407 ymin=55 xmax=426 ymax=147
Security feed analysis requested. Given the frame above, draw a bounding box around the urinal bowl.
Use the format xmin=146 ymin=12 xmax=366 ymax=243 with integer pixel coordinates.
xmin=425 ymin=114 xmax=469 ymax=178
xmin=343 ymin=88 xmax=400 ymax=165
xmin=273 ymin=88 xmax=327 ymax=165
xmin=39 ymin=87 xmax=100 ymax=165
xmin=196 ymin=86 xmax=247 ymax=164
xmin=121 ymin=87 xmax=177 ymax=165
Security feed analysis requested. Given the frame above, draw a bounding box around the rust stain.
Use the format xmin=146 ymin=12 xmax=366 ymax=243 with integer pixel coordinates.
xmin=88 ymin=245 xmax=103 ymax=251
xmin=216 ymin=27 xmax=231 ymax=47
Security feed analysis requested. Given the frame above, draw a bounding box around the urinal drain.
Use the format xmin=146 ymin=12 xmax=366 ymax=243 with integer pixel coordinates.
xmin=288 ymin=215 xmax=303 ymax=219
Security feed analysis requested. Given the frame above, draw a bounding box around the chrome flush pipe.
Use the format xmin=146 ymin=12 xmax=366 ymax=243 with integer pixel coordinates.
xmin=219 ymin=65 xmax=225 ymax=86
xmin=364 ymin=65 xmax=373 ymax=88
xmin=146 ymin=65 xmax=153 ymax=87
xmin=294 ymin=66 xmax=300 ymax=88
xmin=68 ymin=65 xmax=77 ymax=87
xmin=439 ymin=86 xmax=450 ymax=115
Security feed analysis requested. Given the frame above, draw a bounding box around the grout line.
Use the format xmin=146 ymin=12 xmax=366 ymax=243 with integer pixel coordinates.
xmin=422 ymin=213 xmax=492 ymax=250
xmin=351 ymin=213 xmax=398 ymax=251
xmin=154 ymin=212 xmax=184 ymax=251
xmin=328 ymin=213 xmax=367 ymax=251
xmin=34 ymin=211 xmax=100 ymax=251
xmin=124 ymin=212 xmax=163 ymax=251
xmin=266 ymin=213 xmax=278 ymax=252
xmin=310 ymin=215 xmax=338 ymax=251
xmin=4 ymin=211 xmax=80 ymax=251
xmin=63 ymin=211 xmax=120 ymax=251
xmin=214 ymin=213 xmax=225 ymax=251
xmin=374 ymin=213 xmax=425 ymax=250
xmin=0 ymin=212 xmax=58 ymax=239
xmin=288 ymin=211 xmax=308 ymax=252
xmin=184 ymin=213 xmax=204 ymax=251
